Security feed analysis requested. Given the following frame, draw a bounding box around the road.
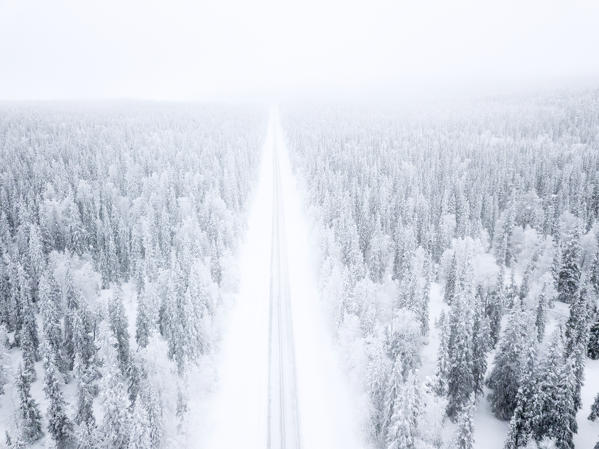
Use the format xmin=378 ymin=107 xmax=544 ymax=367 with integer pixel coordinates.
xmin=267 ymin=115 xmax=302 ymax=449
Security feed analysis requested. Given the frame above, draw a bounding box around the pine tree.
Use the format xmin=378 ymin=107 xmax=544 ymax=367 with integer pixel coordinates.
xmin=39 ymin=271 xmax=64 ymax=371
xmin=565 ymin=288 xmax=590 ymax=411
xmin=434 ymin=311 xmax=449 ymax=396
xmin=74 ymin=352 xmax=96 ymax=426
xmin=535 ymin=289 xmax=547 ymax=343
xmin=504 ymin=345 xmax=542 ymax=448
xmin=385 ymin=371 xmax=419 ymax=449
xmin=445 ymin=254 xmax=458 ymax=304
xmin=453 ymin=393 xmax=475 ymax=449
xmin=135 ymin=286 xmax=151 ymax=349
xmin=99 ymin=332 xmax=131 ymax=449
xmin=108 ymin=286 xmax=131 ymax=376
xmin=0 ymin=324 xmax=8 ymax=395
xmin=42 ymin=341 xmax=73 ymax=448
xmin=588 ymin=312 xmax=599 ymax=360
xmin=128 ymin=399 xmax=152 ymax=449
xmin=74 ymin=421 xmax=100 ymax=449
xmin=446 ymin=291 xmax=474 ymax=419
xmin=16 ymin=364 xmax=43 ymax=443
xmin=487 ymin=306 xmax=528 ymax=421
xmin=537 ymin=328 xmax=578 ymax=448
xmin=589 ymin=392 xmax=599 ymax=421
xmin=472 ymin=288 xmax=491 ymax=395
xmin=557 ymin=230 xmax=581 ymax=304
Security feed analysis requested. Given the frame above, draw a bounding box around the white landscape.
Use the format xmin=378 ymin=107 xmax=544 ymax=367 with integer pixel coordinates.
xmin=1 ymin=1 xmax=599 ymax=449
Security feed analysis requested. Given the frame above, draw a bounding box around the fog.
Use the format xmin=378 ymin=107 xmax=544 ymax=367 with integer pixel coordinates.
xmin=1 ymin=0 xmax=598 ymax=100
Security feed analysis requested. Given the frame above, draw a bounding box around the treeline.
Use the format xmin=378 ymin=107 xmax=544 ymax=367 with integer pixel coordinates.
xmin=283 ymin=90 xmax=599 ymax=449
xmin=0 ymin=103 xmax=265 ymax=448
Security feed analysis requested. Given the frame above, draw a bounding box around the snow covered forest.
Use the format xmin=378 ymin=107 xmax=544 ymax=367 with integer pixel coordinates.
xmin=281 ymin=90 xmax=599 ymax=449
xmin=0 ymin=104 xmax=266 ymax=448
xmin=1 ymin=89 xmax=599 ymax=449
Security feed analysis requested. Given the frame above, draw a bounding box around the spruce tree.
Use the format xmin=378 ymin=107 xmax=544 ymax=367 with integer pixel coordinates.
xmin=565 ymin=288 xmax=590 ymax=411
xmin=504 ymin=345 xmax=542 ymax=448
xmin=42 ymin=341 xmax=73 ymax=448
xmin=453 ymin=393 xmax=475 ymax=449
xmin=445 ymin=254 xmax=458 ymax=304
xmin=446 ymin=291 xmax=474 ymax=420
xmin=108 ymin=286 xmax=131 ymax=376
xmin=557 ymin=230 xmax=581 ymax=304
xmin=16 ymin=364 xmax=43 ymax=443
xmin=535 ymin=289 xmax=547 ymax=343
xmin=589 ymin=392 xmax=599 ymax=421
xmin=0 ymin=324 xmax=8 ymax=395
xmin=588 ymin=313 xmax=599 ymax=360
xmin=487 ymin=306 xmax=528 ymax=421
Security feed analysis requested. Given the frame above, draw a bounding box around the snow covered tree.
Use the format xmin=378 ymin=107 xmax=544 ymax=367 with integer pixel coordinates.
xmin=588 ymin=312 xmax=599 ymax=360
xmin=487 ymin=306 xmax=529 ymax=421
xmin=535 ymin=289 xmax=547 ymax=343
xmin=0 ymin=324 xmax=8 ymax=395
xmin=42 ymin=341 xmax=73 ymax=448
xmin=565 ymin=288 xmax=590 ymax=411
xmin=108 ymin=286 xmax=131 ymax=376
xmin=99 ymin=333 xmax=131 ymax=449
xmin=557 ymin=229 xmax=581 ymax=304
xmin=589 ymin=392 xmax=599 ymax=421
xmin=385 ymin=369 xmax=420 ymax=449
xmin=452 ymin=393 xmax=475 ymax=449
xmin=446 ymin=291 xmax=474 ymax=420
xmin=16 ymin=364 xmax=43 ymax=443
xmin=504 ymin=345 xmax=542 ymax=449
xmin=445 ymin=254 xmax=458 ymax=304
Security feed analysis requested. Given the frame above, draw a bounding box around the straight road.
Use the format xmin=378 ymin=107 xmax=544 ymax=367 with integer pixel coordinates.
xmin=267 ymin=114 xmax=301 ymax=449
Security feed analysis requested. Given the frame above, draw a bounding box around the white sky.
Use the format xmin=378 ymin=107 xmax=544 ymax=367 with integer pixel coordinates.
xmin=0 ymin=0 xmax=598 ymax=100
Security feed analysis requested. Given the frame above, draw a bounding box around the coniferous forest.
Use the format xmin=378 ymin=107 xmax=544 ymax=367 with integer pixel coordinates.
xmin=1 ymin=90 xmax=599 ymax=449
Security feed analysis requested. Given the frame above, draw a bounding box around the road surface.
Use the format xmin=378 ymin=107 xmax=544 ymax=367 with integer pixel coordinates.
xmin=267 ymin=115 xmax=302 ymax=449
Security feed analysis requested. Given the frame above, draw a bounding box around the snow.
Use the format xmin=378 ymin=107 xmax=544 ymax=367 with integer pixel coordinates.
xmin=190 ymin=107 xmax=369 ymax=449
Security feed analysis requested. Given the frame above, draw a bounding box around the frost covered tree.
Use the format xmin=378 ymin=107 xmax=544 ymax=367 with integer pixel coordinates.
xmin=452 ymin=393 xmax=475 ymax=449
xmin=487 ymin=306 xmax=529 ymax=421
xmin=446 ymin=290 xmax=474 ymax=420
xmin=16 ymin=364 xmax=43 ymax=443
xmin=42 ymin=341 xmax=73 ymax=447
xmin=557 ymin=229 xmax=581 ymax=304
xmin=504 ymin=345 xmax=541 ymax=449
xmin=108 ymin=286 xmax=131 ymax=376
xmin=589 ymin=392 xmax=599 ymax=421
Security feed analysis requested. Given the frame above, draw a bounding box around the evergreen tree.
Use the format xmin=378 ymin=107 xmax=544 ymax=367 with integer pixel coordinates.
xmin=385 ymin=371 xmax=419 ymax=449
xmin=446 ymin=291 xmax=474 ymax=420
xmin=504 ymin=345 xmax=542 ymax=448
xmin=487 ymin=306 xmax=528 ymax=421
xmin=16 ymin=364 xmax=43 ymax=443
xmin=39 ymin=271 xmax=64 ymax=371
xmin=445 ymin=254 xmax=458 ymax=304
xmin=472 ymin=288 xmax=491 ymax=395
xmin=537 ymin=328 xmax=577 ymax=448
xmin=589 ymin=392 xmax=599 ymax=421
xmin=108 ymin=286 xmax=131 ymax=376
xmin=135 ymin=286 xmax=151 ymax=349
xmin=588 ymin=312 xmax=599 ymax=360
xmin=0 ymin=324 xmax=8 ymax=395
xmin=99 ymin=333 xmax=131 ymax=449
xmin=565 ymin=288 xmax=590 ymax=411
xmin=128 ymin=399 xmax=152 ymax=449
xmin=535 ymin=289 xmax=547 ymax=343
xmin=42 ymin=341 xmax=73 ymax=448
xmin=453 ymin=393 xmax=475 ymax=449
xmin=74 ymin=352 xmax=96 ymax=426
xmin=557 ymin=229 xmax=581 ymax=304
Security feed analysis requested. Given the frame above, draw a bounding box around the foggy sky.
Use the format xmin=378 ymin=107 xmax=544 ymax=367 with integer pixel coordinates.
xmin=1 ymin=0 xmax=598 ymax=100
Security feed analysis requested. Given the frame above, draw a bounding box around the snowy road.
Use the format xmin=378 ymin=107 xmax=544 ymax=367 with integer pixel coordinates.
xmin=267 ymin=114 xmax=301 ymax=449
xmin=197 ymin=108 xmax=368 ymax=449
